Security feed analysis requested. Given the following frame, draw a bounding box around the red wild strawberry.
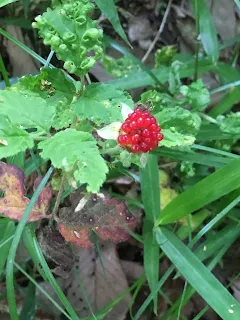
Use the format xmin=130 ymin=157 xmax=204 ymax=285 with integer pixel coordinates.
xmin=118 ymin=106 xmax=164 ymax=153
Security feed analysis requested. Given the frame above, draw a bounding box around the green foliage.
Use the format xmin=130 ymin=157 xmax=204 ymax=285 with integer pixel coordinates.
xmin=155 ymin=46 xmax=177 ymax=68
xmin=0 ymin=116 xmax=33 ymax=159
xmin=16 ymin=68 xmax=76 ymax=130
xmin=102 ymin=55 xmax=141 ymax=78
xmin=180 ymin=79 xmax=210 ymax=111
xmin=217 ymin=112 xmax=240 ymax=134
xmin=32 ymin=0 xmax=103 ymax=75
xmin=94 ymin=0 xmax=130 ymax=45
xmin=74 ymin=83 xmax=134 ymax=124
xmin=38 ymin=129 xmax=108 ymax=192
xmin=0 ymin=90 xmax=55 ymax=134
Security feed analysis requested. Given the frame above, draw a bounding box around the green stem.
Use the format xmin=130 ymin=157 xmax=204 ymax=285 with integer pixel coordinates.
xmin=0 ymin=55 xmax=10 ymax=87
xmin=193 ymin=0 xmax=200 ymax=81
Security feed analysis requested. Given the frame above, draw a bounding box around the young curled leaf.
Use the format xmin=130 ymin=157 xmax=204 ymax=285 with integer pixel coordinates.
xmin=0 ymin=162 xmax=52 ymax=221
xmin=57 ymin=191 xmax=136 ymax=248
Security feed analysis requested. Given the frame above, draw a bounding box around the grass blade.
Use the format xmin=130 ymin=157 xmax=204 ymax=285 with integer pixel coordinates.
xmin=143 ymin=222 xmax=159 ymax=314
xmin=156 ymin=158 xmax=240 ymax=225
xmin=94 ymin=0 xmax=130 ymax=46
xmin=193 ymin=0 xmax=219 ymax=61
xmin=156 ymin=227 xmax=240 ymax=319
xmin=0 ymin=221 xmax=15 ymax=277
xmin=6 ymin=167 xmax=53 ymax=320
xmin=19 ymin=276 xmax=36 ymax=320
xmin=0 ymin=0 xmax=18 ymax=8
xmin=32 ymin=233 xmax=79 ymax=320
xmin=140 ymin=154 xmax=160 ymax=222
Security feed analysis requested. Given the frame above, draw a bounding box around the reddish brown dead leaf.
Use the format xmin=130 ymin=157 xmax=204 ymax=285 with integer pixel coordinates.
xmin=0 ymin=162 xmax=52 ymax=221
xmin=57 ymin=191 xmax=136 ymax=248
xmin=58 ymin=224 xmax=92 ymax=249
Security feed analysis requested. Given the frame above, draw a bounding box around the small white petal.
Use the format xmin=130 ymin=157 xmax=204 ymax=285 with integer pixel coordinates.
xmin=140 ymin=153 xmax=149 ymax=167
xmin=97 ymin=122 xmax=122 ymax=140
xmin=121 ymin=102 xmax=133 ymax=120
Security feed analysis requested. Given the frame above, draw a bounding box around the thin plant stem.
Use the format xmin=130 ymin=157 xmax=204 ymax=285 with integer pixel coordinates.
xmin=193 ymin=0 xmax=200 ymax=81
xmin=0 ymin=55 xmax=10 ymax=87
xmin=52 ymin=174 xmax=66 ymax=219
xmin=141 ymin=0 xmax=173 ymax=63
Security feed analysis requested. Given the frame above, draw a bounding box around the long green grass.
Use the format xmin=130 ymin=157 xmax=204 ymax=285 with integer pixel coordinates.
xmin=1 ymin=0 xmax=240 ymax=319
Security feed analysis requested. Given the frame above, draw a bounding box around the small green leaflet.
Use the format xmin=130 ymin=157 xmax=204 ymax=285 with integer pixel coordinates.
xmin=217 ymin=112 xmax=240 ymax=135
xmin=155 ymin=107 xmax=201 ymax=134
xmin=73 ymin=83 xmax=134 ymax=125
xmin=161 ymin=129 xmax=195 ymax=147
xmin=155 ymin=107 xmax=201 ymax=147
xmin=0 ymin=90 xmax=55 ymax=134
xmin=180 ymin=79 xmax=210 ymax=111
xmin=38 ymin=129 xmax=108 ymax=193
xmin=0 ymin=116 xmax=33 ymax=159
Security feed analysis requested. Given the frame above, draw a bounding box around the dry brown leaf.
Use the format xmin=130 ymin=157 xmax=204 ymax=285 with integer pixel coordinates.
xmin=65 ymin=242 xmax=131 ymax=319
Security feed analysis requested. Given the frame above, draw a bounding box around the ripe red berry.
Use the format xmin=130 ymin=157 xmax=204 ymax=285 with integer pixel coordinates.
xmin=118 ymin=106 xmax=163 ymax=153
xmin=132 ymin=134 xmax=141 ymax=144
xmin=132 ymin=144 xmax=140 ymax=153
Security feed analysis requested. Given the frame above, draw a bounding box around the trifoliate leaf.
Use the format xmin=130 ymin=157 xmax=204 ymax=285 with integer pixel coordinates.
xmin=0 ymin=90 xmax=55 ymax=134
xmin=217 ymin=112 xmax=240 ymax=134
xmin=73 ymin=83 xmax=134 ymax=125
xmin=38 ymin=129 xmax=108 ymax=193
xmin=0 ymin=116 xmax=34 ymax=159
xmin=180 ymin=79 xmax=210 ymax=111
xmin=32 ymin=1 xmax=103 ymax=75
xmin=161 ymin=128 xmax=196 ymax=147
xmin=155 ymin=106 xmax=201 ymax=135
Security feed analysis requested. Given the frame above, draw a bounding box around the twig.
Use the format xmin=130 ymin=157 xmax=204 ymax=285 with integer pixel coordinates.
xmin=141 ymin=0 xmax=173 ymax=63
xmin=52 ymin=174 xmax=65 ymax=219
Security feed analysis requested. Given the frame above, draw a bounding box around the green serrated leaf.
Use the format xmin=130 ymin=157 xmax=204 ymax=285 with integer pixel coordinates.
xmin=0 ymin=90 xmax=55 ymax=134
xmin=38 ymin=129 xmax=108 ymax=192
xmin=33 ymin=1 xmax=103 ymax=75
xmin=217 ymin=112 xmax=240 ymax=134
xmin=102 ymin=55 xmax=140 ymax=78
xmin=0 ymin=116 xmax=34 ymax=159
xmin=156 ymin=106 xmax=201 ymax=134
xmin=180 ymin=79 xmax=210 ymax=111
xmin=160 ymin=129 xmax=195 ymax=148
xmin=16 ymin=69 xmax=75 ymax=130
xmin=74 ymin=83 xmax=134 ymax=124
xmin=52 ymin=100 xmax=74 ymax=130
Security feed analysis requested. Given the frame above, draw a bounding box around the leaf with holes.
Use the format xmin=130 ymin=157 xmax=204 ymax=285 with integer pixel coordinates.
xmin=57 ymin=191 xmax=136 ymax=248
xmin=0 ymin=162 xmax=52 ymax=221
xmin=0 ymin=115 xmax=34 ymax=159
xmin=38 ymin=129 xmax=108 ymax=193
xmin=73 ymin=83 xmax=134 ymax=125
xmin=16 ymin=69 xmax=76 ymax=130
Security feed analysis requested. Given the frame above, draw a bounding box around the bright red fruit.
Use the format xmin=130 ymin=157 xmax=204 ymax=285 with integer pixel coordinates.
xmin=118 ymin=106 xmax=164 ymax=153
